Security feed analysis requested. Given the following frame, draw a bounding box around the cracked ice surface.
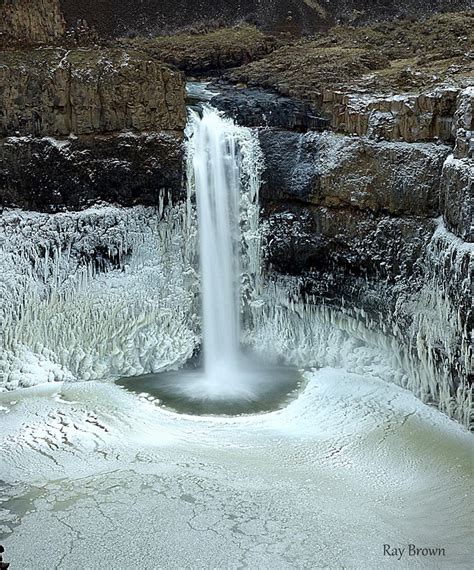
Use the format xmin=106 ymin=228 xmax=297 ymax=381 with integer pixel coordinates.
xmin=1 ymin=370 xmax=472 ymax=569
xmin=0 ymin=204 xmax=200 ymax=390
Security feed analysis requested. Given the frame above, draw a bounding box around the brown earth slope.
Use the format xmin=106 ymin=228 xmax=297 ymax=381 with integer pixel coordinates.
xmin=59 ymin=0 xmax=473 ymax=37
xmin=229 ymin=12 xmax=474 ymax=98
xmin=119 ymin=26 xmax=279 ymax=73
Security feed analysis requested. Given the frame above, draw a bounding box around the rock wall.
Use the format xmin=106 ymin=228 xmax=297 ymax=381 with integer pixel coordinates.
xmin=321 ymin=89 xmax=459 ymax=143
xmin=0 ymin=0 xmax=65 ymax=44
xmin=0 ymin=47 xmax=187 ymax=211
xmin=440 ymin=156 xmax=473 ymax=242
xmin=258 ymin=130 xmax=450 ymax=215
xmin=259 ymin=129 xmax=446 ymax=284
xmin=218 ymin=86 xmax=464 ymax=144
xmin=0 ymin=132 xmax=183 ymax=211
xmin=453 ymin=87 xmax=474 ymax=160
xmin=0 ymin=49 xmax=186 ymax=137
xmin=439 ymin=87 xmax=473 ymax=242
xmin=255 ymin=86 xmax=472 ymax=426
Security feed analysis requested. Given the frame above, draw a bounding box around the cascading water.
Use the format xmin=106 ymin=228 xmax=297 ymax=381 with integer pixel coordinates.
xmin=191 ymin=107 xmax=242 ymax=384
xmin=169 ymin=105 xmax=294 ymax=405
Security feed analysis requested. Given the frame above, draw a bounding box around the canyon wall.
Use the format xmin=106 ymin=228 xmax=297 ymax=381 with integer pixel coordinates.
xmin=0 ymin=0 xmax=187 ymax=211
xmin=252 ymin=86 xmax=473 ymax=425
xmin=0 ymin=49 xmax=185 ymax=137
xmin=0 ymin=0 xmax=65 ymax=44
xmin=0 ymin=5 xmax=472 ymax=425
xmin=0 ymin=47 xmax=187 ymax=210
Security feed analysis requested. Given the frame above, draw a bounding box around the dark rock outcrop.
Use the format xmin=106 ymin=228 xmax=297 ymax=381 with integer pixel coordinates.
xmin=258 ymin=129 xmax=450 ymax=215
xmin=265 ymin=205 xmax=435 ymax=282
xmin=210 ymin=84 xmax=328 ymax=130
xmin=440 ymin=156 xmax=473 ymax=242
xmin=259 ymin=129 xmax=444 ymax=306
xmin=0 ymin=132 xmax=183 ymax=212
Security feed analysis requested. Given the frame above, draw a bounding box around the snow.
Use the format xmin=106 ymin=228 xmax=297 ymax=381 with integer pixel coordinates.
xmin=0 ymin=367 xmax=472 ymax=568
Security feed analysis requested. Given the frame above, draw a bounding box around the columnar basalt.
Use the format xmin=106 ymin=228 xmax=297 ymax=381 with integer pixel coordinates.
xmin=0 ymin=0 xmax=65 ymax=45
xmin=0 ymin=49 xmax=186 ymax=137
xmin=321 ymin=89 xmax=460 ymax=143
xmin=0 ymin=47 xmax=187 ymax=211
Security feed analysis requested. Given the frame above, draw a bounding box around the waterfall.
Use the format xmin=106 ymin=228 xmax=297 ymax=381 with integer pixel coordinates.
xmin=192 ymin=108 xmax=241 ymax=376
xmin=186 ymin=107 xmax=263 ymax=395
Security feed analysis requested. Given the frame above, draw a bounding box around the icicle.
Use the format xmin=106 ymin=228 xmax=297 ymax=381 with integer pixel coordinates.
xmin=0 ymin=205 xmax=200 ymax=390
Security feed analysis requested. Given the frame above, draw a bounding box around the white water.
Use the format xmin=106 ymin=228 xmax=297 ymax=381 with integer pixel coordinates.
xmin=184 ymin=107 xmax=264 ymax=400
xmin=192 ymin=108 xmax=241 ymax=375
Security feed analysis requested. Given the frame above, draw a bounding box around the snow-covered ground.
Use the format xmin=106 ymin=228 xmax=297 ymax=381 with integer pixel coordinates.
xmin=1 ymin=367 xmax=472 ymax=569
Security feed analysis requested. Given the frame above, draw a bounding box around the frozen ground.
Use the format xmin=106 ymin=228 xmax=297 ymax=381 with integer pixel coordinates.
xmin=1 ymin=367 xmax=472 ymax=569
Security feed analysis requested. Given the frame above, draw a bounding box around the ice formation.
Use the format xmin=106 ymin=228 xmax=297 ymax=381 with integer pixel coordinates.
xmin=393 ymin=220 xmax=473 ymax=426
xmin=245 ymin=228 xmax=473 ymax=428
xmin=0 ymin=203 xmax=200 ymax=390
xmin=0 ymin=106 xmax=264 ymax=397
xmin=2 ymin=366 xmax=473 ymax=568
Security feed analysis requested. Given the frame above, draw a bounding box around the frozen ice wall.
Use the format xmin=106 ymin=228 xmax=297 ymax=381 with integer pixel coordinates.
xmin=246 ymin=225 xmax=473 ymax=428
xmin=0 ymin=202 xmax=200 ymax=390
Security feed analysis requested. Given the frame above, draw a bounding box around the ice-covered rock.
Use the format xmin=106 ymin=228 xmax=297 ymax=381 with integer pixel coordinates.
xmin=0 ymin=204 xmax=200 ymax=390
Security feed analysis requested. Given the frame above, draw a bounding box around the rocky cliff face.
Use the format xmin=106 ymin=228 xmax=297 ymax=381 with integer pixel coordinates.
xmin=209 ymin=13 xmax=471 ymax=424
xmin=254 ymin=85 xmax=472 ymax=424
xmin=0 ymin=1 xmax=187 ymax=211
xmin=259 ymin=131 xmax=450 ymax=215
xmin=229 ymin=11 xmax=474 ymax=140
xmin=0 ymin=132 xmax=183 ymax=211
xmin=0 ymin=46 xmax=187 ymax=210
xmin=0 ymin=0 xmax=65 ymax=44
xmin=0 ymin=49 xmax=186 ymax=137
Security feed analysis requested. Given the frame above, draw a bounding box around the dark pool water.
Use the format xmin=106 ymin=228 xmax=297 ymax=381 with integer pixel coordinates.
xmin=116 ymin=356 xmax=305 ymax=416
